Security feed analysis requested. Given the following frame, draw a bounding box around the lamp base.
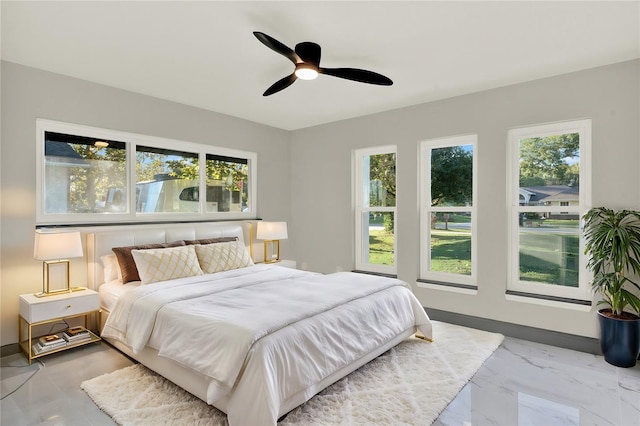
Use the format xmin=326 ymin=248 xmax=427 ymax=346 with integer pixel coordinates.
xmin=34 ymin=286 xmax=86 ymax=298
xmin=34 ymin=288 xmax=72 ymax=298
xmin=263 ymin=240 xmax=281 ymax=264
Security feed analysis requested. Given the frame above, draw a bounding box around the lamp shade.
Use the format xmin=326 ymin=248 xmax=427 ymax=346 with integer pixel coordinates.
xmin=34 ymin=230 xmax=83 ymax=261
xmin=256 ymin=221 xmax=288 ymax=240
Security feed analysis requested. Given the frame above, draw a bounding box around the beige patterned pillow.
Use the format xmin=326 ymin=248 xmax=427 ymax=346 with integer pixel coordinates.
xmin=131 ymin=245 xmax=203 ymax=285
xmin=194 ymin=240 xmax=254 ymax=274
xmin=113 ymin=240 xmax=186 ymax=283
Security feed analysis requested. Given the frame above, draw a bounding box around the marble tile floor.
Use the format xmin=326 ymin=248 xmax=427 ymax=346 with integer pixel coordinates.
xmin=1 ymin=336 xmax=639 ymax=425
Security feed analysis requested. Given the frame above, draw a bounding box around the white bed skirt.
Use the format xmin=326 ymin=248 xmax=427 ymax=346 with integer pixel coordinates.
xmin=101 ymin=309 xmax=415 ymax=420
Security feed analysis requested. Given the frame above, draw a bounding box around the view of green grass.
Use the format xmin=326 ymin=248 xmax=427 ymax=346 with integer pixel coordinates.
xmin=430 ymin=228 xmax=472 ymax=274
xmin=519 ymin=231 xmax=579 ymax=287
xmin=368 ymin=229 xmax=394 ymax=265
xmin=368 ymin=217 xmax=580 ymax=286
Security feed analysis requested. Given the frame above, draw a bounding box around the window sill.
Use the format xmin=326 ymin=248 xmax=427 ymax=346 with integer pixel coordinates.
xmin=416 ymin=279 xmax=478 ymax=295
xmin=352 ymin=270 xmax=397 ymax=279
xmin=505 ymin=291 xmax=593 ymax=312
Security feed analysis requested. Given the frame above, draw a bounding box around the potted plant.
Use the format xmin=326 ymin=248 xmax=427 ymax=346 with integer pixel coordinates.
xmin=583 ymin=207 xmax=640 ymax=367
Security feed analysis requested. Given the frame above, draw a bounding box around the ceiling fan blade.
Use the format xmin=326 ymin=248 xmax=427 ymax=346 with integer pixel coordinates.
xmin=294 ymin=42 xmax=321 ymax=67
xmin=253 ymin=32 xmax=301 ymax=64
xmin=319 ymin=67 xmax=393 ymax=86
xmin=263 ymin=73 xmax=298 ymax=96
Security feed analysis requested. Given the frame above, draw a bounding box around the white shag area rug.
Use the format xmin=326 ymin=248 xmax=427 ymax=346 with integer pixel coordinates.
xmin=81 ymin=321 xmax=503 ymax=425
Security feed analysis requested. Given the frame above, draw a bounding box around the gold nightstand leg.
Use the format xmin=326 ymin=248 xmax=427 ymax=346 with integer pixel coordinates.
xmin=18 ymin=315 xmax=21 ymax=348
xmin=28 ymin=320 xmax=33 ymax=365
xmin=18 ymin=315 xmax=33 ymax=365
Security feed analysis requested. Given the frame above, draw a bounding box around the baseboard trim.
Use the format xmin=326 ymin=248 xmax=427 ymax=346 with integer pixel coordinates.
xmin=426 ymin=308 xmax=600 ymax=355
xmin=1 ymin=343 xmax=20 ymax=357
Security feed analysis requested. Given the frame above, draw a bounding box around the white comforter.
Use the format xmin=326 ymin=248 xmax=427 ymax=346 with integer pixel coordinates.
xmin=102 ymin=264 xmax=432 ymax=425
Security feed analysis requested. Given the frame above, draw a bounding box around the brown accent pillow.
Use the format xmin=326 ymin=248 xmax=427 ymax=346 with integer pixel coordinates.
xmin=112 ymin=240 xmax=186 ymax=283
xmin=183 ymin=236 xmax=238 ymax=245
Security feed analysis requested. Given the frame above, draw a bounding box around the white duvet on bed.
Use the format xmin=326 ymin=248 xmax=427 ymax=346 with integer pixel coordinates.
xmin=102 ymin=264 xmax=432 ymax=425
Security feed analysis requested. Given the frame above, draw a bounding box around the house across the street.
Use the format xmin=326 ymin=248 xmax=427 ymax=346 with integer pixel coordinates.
xmin=519 ymin=185 xmax=580 ymax=220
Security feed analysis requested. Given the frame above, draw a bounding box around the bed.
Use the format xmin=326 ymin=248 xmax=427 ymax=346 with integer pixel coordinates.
xmin=86 ymin=221 xmax=432 ymax=425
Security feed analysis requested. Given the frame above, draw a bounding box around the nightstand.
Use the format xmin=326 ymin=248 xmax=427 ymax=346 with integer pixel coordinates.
xmin=18 ymin=289 xmax=101 ymax=364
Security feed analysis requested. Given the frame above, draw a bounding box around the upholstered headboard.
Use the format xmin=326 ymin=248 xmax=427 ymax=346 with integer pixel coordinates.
xmin=86 ymin=221 xmax=253 ymax=290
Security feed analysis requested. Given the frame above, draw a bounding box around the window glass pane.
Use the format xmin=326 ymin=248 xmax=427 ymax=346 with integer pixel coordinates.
xmin=365 ymin=153 xmax=396 ymax=208
xmin=44 ymin=132 xmax=127 ymax=214
xmin=518 ymin=213 xmax=580 ymax=287
xmin=431 ymin=145 xmax=473 ymax=207
xmin=429 ymin=212 xmax=472 ymax=275
xmin=363 ymin=212 xmax=395 ymax=265
xmin=518 ymin=133 xmax=580 ymax=204
xmin=354 ymin=146 xmax=397 ymax=274
xmin=136 ymin=146 xmax=199 ymax=213
xmin=420 ymin=137 xmax=476 ymax=285
xmin=205 ymin=154 xmax=249 ymax=212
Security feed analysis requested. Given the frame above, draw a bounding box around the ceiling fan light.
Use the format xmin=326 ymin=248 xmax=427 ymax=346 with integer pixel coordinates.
xmin=295 ymin=64 xmax=318 ymax=80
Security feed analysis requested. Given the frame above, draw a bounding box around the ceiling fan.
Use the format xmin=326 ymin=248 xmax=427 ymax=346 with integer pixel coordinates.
xmin=253 ymin=31 xmax=393 ymax=96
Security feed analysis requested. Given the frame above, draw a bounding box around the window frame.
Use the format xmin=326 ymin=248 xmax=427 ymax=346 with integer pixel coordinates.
xmin=36 ymin=119 xmax=257 ymax=225
xmin=353 ymin=145 xmax=397 ymax=275
xmin=507 ymin=119 xmax=592 ymax=301
xmin=419 ymin=134 xmax=478 ymax=288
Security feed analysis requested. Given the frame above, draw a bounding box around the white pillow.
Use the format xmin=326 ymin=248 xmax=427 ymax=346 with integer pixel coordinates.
xmin=194 ymin=240 xmax=254 ymax=274
xmin=131 ymin=245 xmax=203 ymax=285
xmin=100 ymin=253 xmax=121 ymax=283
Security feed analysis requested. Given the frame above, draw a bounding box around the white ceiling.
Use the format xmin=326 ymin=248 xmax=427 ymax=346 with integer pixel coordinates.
xmin=2 ymin=1 xmax=639 ymax=131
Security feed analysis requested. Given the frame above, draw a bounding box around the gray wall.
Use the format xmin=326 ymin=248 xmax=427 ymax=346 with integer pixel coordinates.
xmin=2 ymin=59 xmax=638 ymax=346
xmin=0 ymin=61 xmax=291 ymax=346
xmin=289 ymin=59 xmax=640 ymax=339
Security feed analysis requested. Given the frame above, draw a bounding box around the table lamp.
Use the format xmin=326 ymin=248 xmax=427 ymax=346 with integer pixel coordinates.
xmin=256 ymin=221 xmax=288 ymax=263
xmin=33 ymin=229 xmax=83 ymax=297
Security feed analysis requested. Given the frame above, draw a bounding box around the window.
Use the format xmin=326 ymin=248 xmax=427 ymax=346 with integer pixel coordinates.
xmin=43 ymin=132 xmax=127 ymax=215
xmin=353 ymin=146 xmax=396 ymax=275
xmin=135 ymin=146 xmax=200 ymax=214
xmin=507 ymin=119 xmax=591 ymax=301
xmin=36 ymin=119 xmax=256 ymax=224
xmin=205 ymin=154 xmax=249 ymax=213
xmin=419 ymin=135 xmax=477 ymax=288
